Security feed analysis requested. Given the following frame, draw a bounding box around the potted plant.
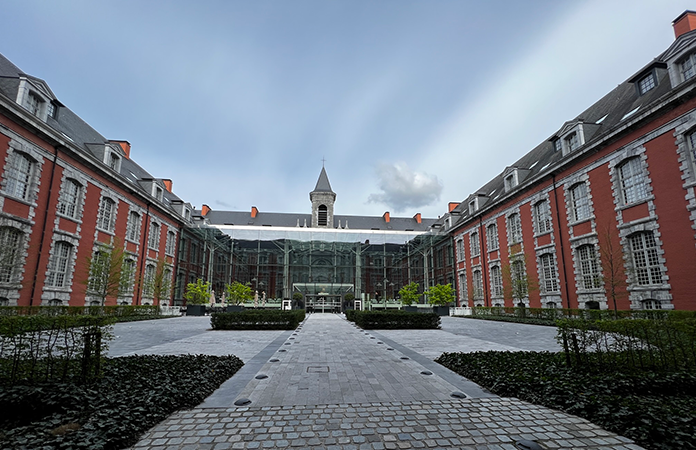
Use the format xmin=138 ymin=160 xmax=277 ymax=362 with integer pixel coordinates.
xmin=425 ymin=283 xmax=454 ymax=316
xmin=225 ymin=281 xmax=253 ymax=312
xmin=184 ymin=279 xmax=210 ymax=316
xmin=343 ymin=292 xmax=355 ymax=310
xmin=399 ymin=282 xmax=421 ymax=312
xmin=292 ymin=292 xmax=304 ymax=309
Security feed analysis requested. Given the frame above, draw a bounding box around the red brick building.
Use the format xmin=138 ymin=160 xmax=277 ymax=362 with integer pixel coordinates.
xmin=448 ymin=12 xmax=696 ymax=311
xmin=0 ymin=54 xmax=194 ymax=306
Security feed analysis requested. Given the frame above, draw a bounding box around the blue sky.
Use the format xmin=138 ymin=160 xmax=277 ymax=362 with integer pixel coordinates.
xmin=1 ymin=1 xmax=692 ymax=218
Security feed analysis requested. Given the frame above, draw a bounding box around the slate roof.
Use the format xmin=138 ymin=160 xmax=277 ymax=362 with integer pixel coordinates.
xmin=446 ymin=28 xmax=696 ymax=230
xmin=312 ymin=167 xmax=334 ymax=193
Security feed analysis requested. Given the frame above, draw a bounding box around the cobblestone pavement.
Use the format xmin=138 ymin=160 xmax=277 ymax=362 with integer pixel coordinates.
xmin=129 ymin=314 xmax=644 ymax=449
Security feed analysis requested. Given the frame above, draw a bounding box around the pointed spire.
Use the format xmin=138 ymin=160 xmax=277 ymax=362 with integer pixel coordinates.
xmin=312 ymin=167 xmax=334 ymax=193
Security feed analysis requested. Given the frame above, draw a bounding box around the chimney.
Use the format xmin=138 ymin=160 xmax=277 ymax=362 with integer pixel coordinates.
xmin=162 ymin=179 xmax=173 ymax=192
xmin=673 ymin=11 xmax=696 ymax=39
xmin=109 ymin=140 xmax=131 ymax=159
xmin=383 ymin=211 xmax=390 ymax=223
xmin=251 ymin=206 xmax=259 ymax=218
xmin=201 ymin=204 xmax=211 ymax=216
xmin=448 ymin=202 xmax=460 ymax=212
xmin=413 ymin=213 xmax=422 ymax=224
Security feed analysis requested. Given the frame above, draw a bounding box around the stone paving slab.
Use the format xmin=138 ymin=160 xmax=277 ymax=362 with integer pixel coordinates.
xmin=128 ymin=314 xmax=645 ymax=449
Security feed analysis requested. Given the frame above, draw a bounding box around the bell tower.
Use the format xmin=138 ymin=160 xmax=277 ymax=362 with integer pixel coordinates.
xmin=310 ymin=167 xmax=336 ymax=228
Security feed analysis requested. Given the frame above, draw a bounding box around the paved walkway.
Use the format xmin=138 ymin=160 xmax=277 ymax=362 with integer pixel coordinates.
xmin=118 ymin=315 xmax=643 ymax=450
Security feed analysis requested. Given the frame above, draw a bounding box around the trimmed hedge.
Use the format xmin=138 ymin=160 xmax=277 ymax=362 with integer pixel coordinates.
xmin=436 ymin=351 xmax=696 ymax=450
xmin=0 ymin=305 xmax=162 ymax=321
xmin=0 ymin=354 xmax=244 ymax=450
xmin=210 ymin=310 xmax=305 ymax=330
xmin=349 ymin=310 xmax=440 ymax=329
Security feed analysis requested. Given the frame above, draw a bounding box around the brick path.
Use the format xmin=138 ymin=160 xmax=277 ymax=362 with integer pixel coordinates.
xmin=127 ymin=314 xmax=644 ymax=450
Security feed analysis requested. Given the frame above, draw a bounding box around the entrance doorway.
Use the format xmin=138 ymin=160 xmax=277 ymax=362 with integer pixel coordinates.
xmin=306 ymin=295 xmax=341 ymax=313
xmin=293 ymin=283 xmax=354 ymax=313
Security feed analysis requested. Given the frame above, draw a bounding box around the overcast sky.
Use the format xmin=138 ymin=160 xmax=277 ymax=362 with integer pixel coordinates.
xmin=1 ymin=1 xmax=692 ymax=218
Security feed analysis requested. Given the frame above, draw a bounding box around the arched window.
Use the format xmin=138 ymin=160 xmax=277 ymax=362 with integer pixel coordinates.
xmin=46 ymin=241 xmax=73 ymax=287
xmin=143 ymin=263 xmax=156 ymax=297
xmin=534 ymin=200 xmax=551 ymax=234
xmin=470 ymin=232 xmax=480 ymax=256
xmin=126 ymin=211 xmax=141 ymax=242
xmin=618 ymin=157 xmax=648 ymax=205
xmin=472 ymin=269 xmax=483 ymax=300
xmin=490 ymin=265 xmax=503 ymax=297
xmin=507 ymin=213 xmax=522 ymax=244
xmin=149 ymin=223 xmax=161 ymax=249
xmin=97 ymin=197 xmax=116 ymax=231
xmin=569 ymin=183 xmax=590 ymax=221
xmin=576 ymin=244 xmax=602 ymax=289
xmin=0 ymin=227 xmax=23 ymax=283
xmin=57 ymin=179 xmax=81 ymax=218
xmin=318 ymin=205 xmax=328 ymax=226
xmin=539 ymin=253 xmax=559 ymax=293
xmin=4 ymin=152 xmax=34 ymax=200
xmin=486 ymin=224 xmax=499 ymax=251
xmin=628 ymin=231 xmax=662 ymax=285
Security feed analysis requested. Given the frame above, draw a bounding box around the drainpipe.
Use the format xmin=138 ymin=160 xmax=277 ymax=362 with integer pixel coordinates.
xmin=552 ymin=174 xmax=572 ymax=309
xmin=478 ymin=216 xmax=489 ymax=307
xmin=30 ymin=146 xmax=60 ymax=306
xmin=135 ymin=203 xmax=151 ymax=305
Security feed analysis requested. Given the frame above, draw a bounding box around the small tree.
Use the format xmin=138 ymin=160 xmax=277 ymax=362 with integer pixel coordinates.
xmin=184 ymin=279 xmax=210 ymax=305
xmin=225 ymin=281 xmax=253 ymax=305
xmin=398 ymin=282 xmax=421 ymax=306
xmin=599 ymin=225 xmax=628 ymax=316
xmin=425 ymin=283 xmax=455 ymax=306
xmin=143 ymin=257 xmax=172 ymax=305
xmin=502 ymin=253 xmax=537 ymax=306
xmin=84 ymin=240 xmax=134 ymax=305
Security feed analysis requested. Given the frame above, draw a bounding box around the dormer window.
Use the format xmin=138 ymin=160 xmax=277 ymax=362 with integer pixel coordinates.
xmin=468 ymin=198 xmax=477 ymax=215
xmin=26 ymin=92 xmax=42 ymax=116
xmin=184 ymin=208 xmax=191 ymax=221
xmin=681 ymin=53 xmax=696 ymax=81
xmin=503 ymin=170 xmax=519 ymax=192
xmin=106 ymin=151 xmax=121 ymax=171
xmin=553 ymin=138 xmax=562 ymax=152
xmin=153 ymin=185 xmax=164 ymax=201
xmin=565 ymin=132 xmax=580 ymax=152
xmin=638 ymin=73 xmax=656 ymax=94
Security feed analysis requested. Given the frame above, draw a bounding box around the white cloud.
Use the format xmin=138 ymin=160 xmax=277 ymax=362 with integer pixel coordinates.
xmin=367 ymin=162 xmax=442 ymax=212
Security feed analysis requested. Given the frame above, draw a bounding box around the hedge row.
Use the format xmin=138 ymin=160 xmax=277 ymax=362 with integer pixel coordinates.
xmin=436 ymin=351 xmax=696 ymax=450
xmin=0 ymin=305 xmax=161 ymax=319
xmin=0 ymin=315 xmax=113 ymax=384
xmin=346 ymin=310 xmax=440 ymax=329
xmin=469 ymin=306 xmax=696 ymax=325
xmin=210 ymin=310 xmax=305 ymax=330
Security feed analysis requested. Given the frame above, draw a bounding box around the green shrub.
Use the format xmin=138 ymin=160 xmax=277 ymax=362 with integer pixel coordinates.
xmin=352 ymin=310 xmax=440 ymax=329
xmin=0 ymin=305 xmax=161 ymax=319
xmin=345 ymin=309 xmax=358 ymax=322
xmin=436 ymin=351 xmax=696 ymax=450
xmin=210 ymin=310 xmax=305 ymax=330
xmin=0 ymin=354 xmax=244 ymax=450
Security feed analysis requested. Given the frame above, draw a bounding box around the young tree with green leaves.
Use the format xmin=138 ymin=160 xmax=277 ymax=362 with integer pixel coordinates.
xmin=599 ymin=225 xmax=628 ymax=316
xmin=84 ymin=240 xmax=135 ymax=305
xmin=502 ymin=253 xmax=538 ymax=306
xmin=184 ymin=279 xmax=211 ymax=305
xmin=425 ymin=283 xmax=455 ymax=306
xmin=225 ymin=281 xmax=253 ymax=305
xmin=142 ymin=257 xmax=173 ymax=305
xmin=398 ymin=282 xmax=421 ymax=306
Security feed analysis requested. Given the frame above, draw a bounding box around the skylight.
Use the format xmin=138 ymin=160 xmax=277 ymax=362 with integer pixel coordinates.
xmin=539 ymin=163 xmax=551 ymax=172
xmin=621 ymin=106 xmax=641 ymax=121
xmin=596 ymin=114 xmax=608 ymax=124
xmin=529 ymin=161 xmax=539 ymax=169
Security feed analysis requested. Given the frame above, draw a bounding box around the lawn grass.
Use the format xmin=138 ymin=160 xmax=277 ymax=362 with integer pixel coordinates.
xmin=436 ymin=351 xmax=696 ymax=450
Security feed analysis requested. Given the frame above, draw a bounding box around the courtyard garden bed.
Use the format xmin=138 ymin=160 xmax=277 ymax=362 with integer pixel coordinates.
xmin=436 ymin=350 xmax=696 ymax=450
xmin=210 ymin=309 xmax=305 ymax=330
xmin=346 ymin=310 xmax=440 ymax=329
xmin=0 ymin=354 xmax=244 ymax=450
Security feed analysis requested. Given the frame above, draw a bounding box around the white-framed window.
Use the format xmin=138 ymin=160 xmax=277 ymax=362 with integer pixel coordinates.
xmin=468 ymin=198 xmax=477 ymax=215
xmin=617 ymin=157 xmax=648 ymax=205
xmin=490 ymin=265 xmax=503 ymax=297
xmin=87 ymin=249 xmax=110 ymax=295
xmin=507 ymin=213 xmax=522 ymax=244
xmin=472 ymin=269 xmax=483 ymax=300
xmin=57 ymin=179 xmax=81 ymax=219
xmin=458 ymin=272 xmax=467 ymax=302
xmin=143 ymin=262 xmax=156 ymax=298
xmin=569 ymin=183 xmax=590 ymax=222
xmin=565 ymin=132 xmax=580 ymax=152
xmin=486 ymin=224 xmax=499 ymax=251
xmin=511 ymin=258 xmax=527 ymax=298
xmin=120 ymin=257 xmax=137 ymax=295
xmin=456 ymin=239 xmax=464 ymax=261
xmin=539 ymin=253 xmax=559 ymax=293
xmin=126 ymin=212 xmax=141 ymax=242
xmin=642 ymin=299 xmax=662 ymax=310
xmin=25 ymin=92 xmax=42 ymax=116
xmin=97 ymin=197 xmax=116 ymax=231
xmin=534 ymin=200 xmax=551 ymax=234
xmin=504 ymin=173 xmax=516 ymax=191
xmin=46 ymin=241 xmax=73 ymax=287
xmin=154 ymin=185 xmax=164 ymax=201
xmin=149 ymin=223 xmax=161 ymax=250
xmin=46 ymin=102 xmax=56 ymax=118
xmin=687 ymin=131 xmax=696 ymax=175
xmin=165 ymin=231 xmax=176 ymax=255
xmin=638 ymin=73 xmax=656 ymax=95
xmin=577 ymin=244 xmax=602 ymax=290
xmin=0 ymin=227 xmax=23 ymax=283
xmin=106 ymin=152 xmax=121 ymax=171
xmin=470 ymin=232 xmax=480 ymax=257
xmin=681 ymin=53 xmax=696 ymax=81
xmin=553 ymin=138 xmax=562 ymax=152
xmin=628 ymin=231 xmax=662 ymax=286
xmin=4 ymin=152 xmax=34 ymax=200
